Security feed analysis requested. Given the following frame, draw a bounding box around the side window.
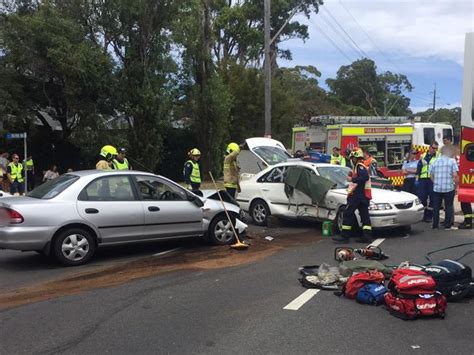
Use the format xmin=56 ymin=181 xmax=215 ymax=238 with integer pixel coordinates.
xmin=80 ymin=176 xmax=135 ymax=201
xmin=135 ymin=176 xmax=187 ymax=201
xmin=466 ymin=144 xmax=474 ymax=162
xmin=259 ymin=166 xmax=287 ymax=183
xmin=443 ymin=128 xmax=453 ymax=141
xmin=424 ymin=128 xmax=435 ymax=145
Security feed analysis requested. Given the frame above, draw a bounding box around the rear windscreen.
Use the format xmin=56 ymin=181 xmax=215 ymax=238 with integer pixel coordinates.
xmin=27 ymin=175 xmax=79 ymax=199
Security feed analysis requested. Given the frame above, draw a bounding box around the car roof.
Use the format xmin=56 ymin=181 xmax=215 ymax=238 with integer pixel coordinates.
xmin=66 ymin=170 xmax=157 ymax=178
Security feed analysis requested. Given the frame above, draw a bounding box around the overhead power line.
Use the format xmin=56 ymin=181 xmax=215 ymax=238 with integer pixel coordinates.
xmin=311 ymin=18 xmax=353 ymax=63
xmin=323 ymin=6 xmax=370 ymax=59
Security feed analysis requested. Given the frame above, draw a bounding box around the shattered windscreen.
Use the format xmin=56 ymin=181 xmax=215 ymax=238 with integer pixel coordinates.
xmin=252 ymin=146 xmax=291 ymax=165
xmin=316 ymin=166 xmax=351 ymax=189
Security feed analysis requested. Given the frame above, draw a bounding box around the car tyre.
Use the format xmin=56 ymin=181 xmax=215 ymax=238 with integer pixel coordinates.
xmin=53 ymin=228 xmax=96 ymax=266
xmin=208 ymin=214 xmax=237 ymax=245
xmin=335 ymin=206 xmax=346 ymax=234
xmin=250 ymin=199 xmax=270 ymax=226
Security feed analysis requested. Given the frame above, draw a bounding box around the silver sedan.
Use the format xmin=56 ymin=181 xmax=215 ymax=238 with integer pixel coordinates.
xmin=0 ymin=170 xmax=246 ymax=266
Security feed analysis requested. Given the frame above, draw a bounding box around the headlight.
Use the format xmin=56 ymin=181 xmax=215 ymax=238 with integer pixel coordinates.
xmin=369 ymin=202 xmax=393 ymax=211
xmin=414 ymin=198 xmax=421 ymax=205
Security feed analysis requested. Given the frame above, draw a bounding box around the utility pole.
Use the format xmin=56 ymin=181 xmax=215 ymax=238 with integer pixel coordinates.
xmin=430 ymin=82 xmax=438 ymax=111
xmin=264 ymin=0 xmax=271 ymax=138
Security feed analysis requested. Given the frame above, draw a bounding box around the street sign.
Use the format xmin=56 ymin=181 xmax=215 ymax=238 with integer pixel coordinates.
xmin=6 ymin=133 xmax=26 ymax=139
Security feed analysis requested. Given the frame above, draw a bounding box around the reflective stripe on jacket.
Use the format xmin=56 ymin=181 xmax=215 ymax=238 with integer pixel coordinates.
xmin=183 ymin=160 xmax=201 ymax=183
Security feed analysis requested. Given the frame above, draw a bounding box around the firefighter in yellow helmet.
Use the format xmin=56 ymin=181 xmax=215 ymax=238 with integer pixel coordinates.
xmin=333 ymin=148 xmax=373 ymax=244
xmin=223 ymin=142 xmax=241 ymax=199
xmin=96 ymin=145 xmax=118 ymax=170
xmin=183 ymin=148 xmax=202 ymax=193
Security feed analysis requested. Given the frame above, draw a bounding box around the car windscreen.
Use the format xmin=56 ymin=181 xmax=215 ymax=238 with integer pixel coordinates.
xmin=316 ymin=166 xmax=350 ymax=189
xmin=27 ymin=174 xmax=79 ymax=199
xmin=252 ymin=146 xmax=291 ymax=165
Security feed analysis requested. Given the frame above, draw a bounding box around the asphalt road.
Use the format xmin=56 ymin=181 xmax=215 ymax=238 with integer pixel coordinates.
xmin=0 ymin=221 xmax=473 ymax=354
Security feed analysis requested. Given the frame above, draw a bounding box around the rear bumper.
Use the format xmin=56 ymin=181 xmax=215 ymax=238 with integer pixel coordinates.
xmin=0 ymin=226 xmax=54 ymax=251
xmin=370 ymin=204 xmax=424 ymax=228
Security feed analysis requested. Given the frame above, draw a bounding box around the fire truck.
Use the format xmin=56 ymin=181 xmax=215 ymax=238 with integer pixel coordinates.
xmin=291 ymin=117 xmax=453 ymax=186
xmin=459 ymin=32 xmax=474 ymax=204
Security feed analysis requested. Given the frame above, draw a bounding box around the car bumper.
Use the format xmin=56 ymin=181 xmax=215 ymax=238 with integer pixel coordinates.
xmin=370 ymin=205 xmax=424 ymax=228
xmin=0 ymin=226 xmax=55 ymax=251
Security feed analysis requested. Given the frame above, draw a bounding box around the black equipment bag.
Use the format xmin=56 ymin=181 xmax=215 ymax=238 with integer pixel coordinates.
xmin=423 ymin=259 xmax=473 ymax=301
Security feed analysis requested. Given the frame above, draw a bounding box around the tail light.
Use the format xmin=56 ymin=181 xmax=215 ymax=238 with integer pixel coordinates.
xmin=0 ymin=207 xmax=24 ymax=224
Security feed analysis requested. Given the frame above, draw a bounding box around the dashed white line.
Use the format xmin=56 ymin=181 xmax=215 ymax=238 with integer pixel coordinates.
xmin=283 ymin=289 xmax=320 ymax=311
xmin=153 ymin=248 xmax=181 ymax=257
xmin=368 ymin=238 xmax=385 ymax=248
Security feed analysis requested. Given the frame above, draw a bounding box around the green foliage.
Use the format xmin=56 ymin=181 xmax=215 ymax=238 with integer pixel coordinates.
xmin=327 ymin=58 xmax=412 ymax=117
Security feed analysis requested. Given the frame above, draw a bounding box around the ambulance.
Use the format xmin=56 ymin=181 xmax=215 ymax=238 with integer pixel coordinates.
xmin=291 ymin=117 xmax=453 ymax=187
xmin=459 ymin=32 xmax=474 ymax=204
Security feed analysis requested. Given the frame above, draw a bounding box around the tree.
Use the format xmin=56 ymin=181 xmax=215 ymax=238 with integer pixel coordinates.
xmin=0 ymin=3 xmax=113 ymax=139
xmin=326 ymin=58 xmax=412 ymax=116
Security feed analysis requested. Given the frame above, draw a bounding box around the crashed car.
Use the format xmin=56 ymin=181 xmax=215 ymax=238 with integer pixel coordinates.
xmin=0 ymin=170 xmax=246 ymax=266
xmin=237 ymin=161 xmax=424 ymax=231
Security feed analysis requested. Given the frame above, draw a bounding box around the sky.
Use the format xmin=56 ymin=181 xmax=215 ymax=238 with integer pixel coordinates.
xmin=280 ymin=0 xmax=474 ymax=114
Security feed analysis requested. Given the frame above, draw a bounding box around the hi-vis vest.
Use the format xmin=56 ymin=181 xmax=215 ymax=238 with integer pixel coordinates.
xmin=9 ymin=162 xmax=24 ymax=182
xmin=349 ymin=162 xmax=372 ymax=200
xmin=420 ymin=152 xmax=438 ymax=178
xmin=330 ymin=154 xmax=346 ymax=166
xmin=184 ymin=160 xmax=201 ymax=183
xmin=25 ymin=159 xmax=34 ymax=171
xmin=113 ymin=158 xmax=130 ymax=170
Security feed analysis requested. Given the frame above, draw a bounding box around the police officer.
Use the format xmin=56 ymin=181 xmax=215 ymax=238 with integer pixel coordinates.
xmin=330 ymin=147 xmax=346 ymax=167
xmin=96 ymin=145 xmax=117 ymax=170
xmin=333 ymin=148 xmax=372 ymax=244
xmin=24 ymin=155 xmax=35 ymax=191
xmin=7 ymin=154 xmax=25 ymax=195
xmin=113 ymin=147 xmax=131 ymax=170
xmin=183 ymin=148 xmax=202 ymax=193
xmin=223 ymin=142 xmax=241 ymax=199
xmin=416 ymin=141 xmax=439 ymax=222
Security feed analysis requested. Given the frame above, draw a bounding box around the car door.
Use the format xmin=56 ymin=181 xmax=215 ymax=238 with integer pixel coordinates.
xmin=77 ymin=175 xmax=144 ymax=243
xmin=257 ymin=166 xmax=292 ymax=212
xmin=287 ymin=167 xmax=320 ymax=218
xmin=133 ymin=175 xmax=203 ymax=239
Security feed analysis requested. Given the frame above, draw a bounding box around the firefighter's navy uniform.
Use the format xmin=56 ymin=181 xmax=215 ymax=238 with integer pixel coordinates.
xmin=334 ymin=153 xmax=372 ymax=243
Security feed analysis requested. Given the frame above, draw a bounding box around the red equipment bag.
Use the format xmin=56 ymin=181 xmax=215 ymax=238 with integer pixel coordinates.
xmin=343 ymin=270 xmax=385 ymax=299
xmin=385 ymin=268 xmax=447 ymax=320
xmin=388 ymin=269 xmax=437 ymax=295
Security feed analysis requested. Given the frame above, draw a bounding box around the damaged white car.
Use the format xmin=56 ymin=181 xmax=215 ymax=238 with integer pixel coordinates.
xmin=237 ymin=161 xmax=424 ymax=231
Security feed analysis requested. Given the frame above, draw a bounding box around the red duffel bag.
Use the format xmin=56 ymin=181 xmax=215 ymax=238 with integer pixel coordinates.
xmin=385 ymin=268 xmax=447 ymax=320
xmin=343 ymin=270 xmax=385 ymax=299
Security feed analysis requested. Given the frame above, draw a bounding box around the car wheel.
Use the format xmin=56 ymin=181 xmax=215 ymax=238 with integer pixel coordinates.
xmin=335 ymin=206 xmax=346 ymax=234
xmin=208 ymin=214 xmax=236 ymax=245
xmin=53 ymin=228 xmax=96 ymax=266
xmin=250 ymin=199 xmax=270 ymax=226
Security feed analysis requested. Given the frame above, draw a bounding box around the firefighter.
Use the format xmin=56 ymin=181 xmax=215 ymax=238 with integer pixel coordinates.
xmin=333 ymin=148 xmax=373 ymax=244
xmin=183 ymin=148 xmax=202 ymax=193
xmin=223 ymin=142 xmax=241 ymax=199
xmin=113 ymin=147 xmax=131 ymax=170
xmin=416 ymin=141 xmax=439 ymax=222
xmin=330 ymin=147 xmax=346 ymax=167
xmin=96 ymin=145 xmax=117 ymax=170
xmin=363 ymin=147 xmax=378 ymax=177
xmin=458 ymin=202 xmax=473 ymax=229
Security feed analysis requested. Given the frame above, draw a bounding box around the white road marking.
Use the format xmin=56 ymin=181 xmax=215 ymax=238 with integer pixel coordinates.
xmin=283 ymin=289 xmax=320 ymax=311
xmin=153 ymin=248 xmax=181 ymax=257
xmin=368 ymin=238 xmax=385 ymax=248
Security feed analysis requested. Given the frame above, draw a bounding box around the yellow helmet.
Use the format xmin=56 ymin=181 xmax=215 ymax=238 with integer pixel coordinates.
xmin=350 ymin=148 xmax=364 ymax=159
xmin=100 ymin=145 xmax=118 ymax=159
xmin=189 ymin=148 xmax=201 ymax=156
xmin=226 ymin=142 xmax=240 ymax=154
